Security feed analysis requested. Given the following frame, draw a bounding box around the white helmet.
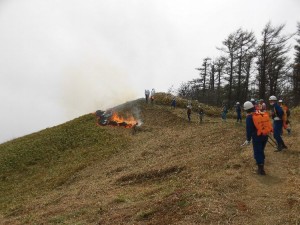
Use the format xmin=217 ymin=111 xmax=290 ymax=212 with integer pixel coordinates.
xmin=269 ymin=95 xmax=277 ymax=101
xmin=236 ymin=102 xmax=240 ymax=105
xmin=278 ymin=99 xmax=283 ymax=103
xmin=243 ymin=101 xmax=254 ymax=110
xmin=250 ymin=98 xmax=255 ymax=102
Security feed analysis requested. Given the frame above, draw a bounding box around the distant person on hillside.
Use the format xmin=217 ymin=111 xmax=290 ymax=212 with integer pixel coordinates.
xmin=145 ymin=89 xmax=150 ymax=103
xmin=187 ymin=104 xmax=192 ymax=122
xmin=198 ymin=104 xmax=204 ymax=123
xmin=242 ymin=101 xmax=269 ymax=175
xmin=150 ymin=88 xmax=155 ymax=104
xmin=221 ymin=104 xmax=228 ymax=121
xmin=236 ymin=102 xmax=242 ymax=123
xmin=171 ymin=97 xmax=176 ymax=109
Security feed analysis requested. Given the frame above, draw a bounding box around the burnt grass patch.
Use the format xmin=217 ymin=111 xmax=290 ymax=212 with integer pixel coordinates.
xmin=116 ymin=166 xmax=185 ymax=185
xmin=135 ymin=188 xmax=196 ymax=224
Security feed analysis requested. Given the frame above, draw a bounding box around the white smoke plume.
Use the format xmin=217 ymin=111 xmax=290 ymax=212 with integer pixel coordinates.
xmin=132 ymin=106 xmax=143 ymax=126
xmin=61 ymin=57 xmax=138 ymax=119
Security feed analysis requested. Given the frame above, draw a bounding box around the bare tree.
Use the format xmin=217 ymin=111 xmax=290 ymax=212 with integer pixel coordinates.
xmin=177 ymin=82 xmax=191 ymax=98
xmin=195 ymin=57 xmax=211 ymax=97
xmin=209 ymin=64 xmax=214 ymax=90
xmin=215 ymin=57 xmax=226 ymax=105
xmin=256 ymin=22 xmax=291 ymax=99
xmin=217 ymin=31 xmax=240 ymax=105
xmin=243 ymin=51 xmax=257 ymax=100
xmin=293 ymin=22 xmax=300 ymax=105
xmin=178 ymin=22 xmax=297 ymax=107
xmin=235 ymin=29 xmax=257 ymax=102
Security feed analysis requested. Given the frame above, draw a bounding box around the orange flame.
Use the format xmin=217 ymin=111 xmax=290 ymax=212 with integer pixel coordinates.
xmin=110 ymin=112 xmax=138 ymax=128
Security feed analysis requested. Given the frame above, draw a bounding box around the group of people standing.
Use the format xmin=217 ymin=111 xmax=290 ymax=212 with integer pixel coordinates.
xmin=221 ymin=99 xmax=268 ymax=123
xmin=146 ymin=92 xmax=292 ymax=176
xmin=144 ymin=89 xmax=155 ymax=104
xmin=243 ymin=95 xmax=291 ymax=175
xmin=186 ymin=100 xmax=204 ymax=123
xmin=170 ymin=98 xmax=204 ymax=123
xmin=219 ymin=97 xmax=291 ymax=176
xmin=172 ymin=96 xmax=292 ymax=176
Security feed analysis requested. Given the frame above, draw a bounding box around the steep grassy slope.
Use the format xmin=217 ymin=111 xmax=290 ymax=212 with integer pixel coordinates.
xmin=0 ymin=97 xmax=299 ymax=225
xmin=0 ymin=113 xmax=129 ymax=222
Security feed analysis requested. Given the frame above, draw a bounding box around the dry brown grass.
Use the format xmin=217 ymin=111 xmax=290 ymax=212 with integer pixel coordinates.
xmin=1 ymin=96 xmax=300 ymax=225
xmin=116 ymin=166 xmax=185 ymax=185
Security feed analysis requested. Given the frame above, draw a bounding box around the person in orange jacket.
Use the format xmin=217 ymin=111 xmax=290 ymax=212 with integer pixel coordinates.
xmin=243 ymin=101 xmax=269 ymax=175
xmin=278 ymin=99 xmax=291 ymax=135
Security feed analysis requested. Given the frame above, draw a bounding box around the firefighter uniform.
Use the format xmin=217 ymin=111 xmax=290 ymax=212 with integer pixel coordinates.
xmin=246 ymin=113 xmax=268 ymax=166
xmin=272 ymin=103 xmax=284 ymax=150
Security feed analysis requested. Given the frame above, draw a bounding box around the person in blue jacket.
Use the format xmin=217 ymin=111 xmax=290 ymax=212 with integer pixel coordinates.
xmin=269 ymin=95 xmax=287 ymax=151
xmin=171 ymin=97 xmax=176 ymax=109
xmin=236 ymin=102 xmax=242 ymax=123
xmin=242 ymin=101 xmax=268 ymax=175
xmin=221 ymin=104 xmax=228 ymax=121
xmin=187 ymin=105 xmax=192 ymax=122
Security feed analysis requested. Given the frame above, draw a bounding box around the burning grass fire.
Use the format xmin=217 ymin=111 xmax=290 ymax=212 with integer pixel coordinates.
xmin=94 ymin=110 xmax=138 ymax=128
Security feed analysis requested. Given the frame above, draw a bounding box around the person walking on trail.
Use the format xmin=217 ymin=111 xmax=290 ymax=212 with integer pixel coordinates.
xmin=187 ymin=104 xmax=192 ymax=122
xmin=243 ymin=101 xmax=268 ymax=175
xmin=198 ymin=104 xmax=204 ymax=123
xmin=235 ymin=102 xmax=242 ymax=123
xmin=269 ymin=95 xmax=288 ymax=151
xmin=221 ymin=104 xmax=228 ymax=121
xmin=278 ymin=99 xmax=291 ymax=135
xmin=145 ymin=89 xmax=150 ymax=103
xmin=171 ymin=97 xmax=176 ymax=109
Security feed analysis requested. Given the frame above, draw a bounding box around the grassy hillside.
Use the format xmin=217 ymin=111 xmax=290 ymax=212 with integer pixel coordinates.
xmin=0 ymin=96 xmax=299 ymax=224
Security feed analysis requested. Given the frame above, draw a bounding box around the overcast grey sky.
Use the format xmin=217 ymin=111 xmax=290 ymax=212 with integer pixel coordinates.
xmin=0 ymin=0 xmax=299 ymax=143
